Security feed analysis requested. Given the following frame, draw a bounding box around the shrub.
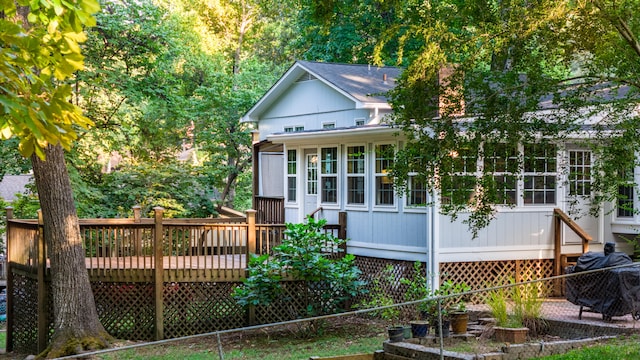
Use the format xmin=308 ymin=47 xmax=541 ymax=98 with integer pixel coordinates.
xmin=233 ymin=216 xmax=366 ymax=333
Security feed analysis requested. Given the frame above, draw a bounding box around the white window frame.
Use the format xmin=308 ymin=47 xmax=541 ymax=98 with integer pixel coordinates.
xmin=354 ymin=118 xmax=366 ymax=126
xmin=286 ymin=149 xmax=298 ymax=204
xmin=284 ymin=125 xmax=304 ymax=133
xmin=345 ymin=144 xmax=367 ymax=208
xmin=406 ymin=174 xmax=428 ymax=208
xmin=373 ymin=143 xmax=396 ymax=209
xmin=483 ymin=142 xmax=518 ymax=206
xmin=568 ymin=150 xmax=592 ymax=197
xmin=320 ymin=146 xmax=339 ymax=205
xmin=306 ymin=153 xmax=318 ymax=196
xmin=522 ymin=143 xmax=557 ymax=206
xmin=322 ymin=122 xmax=336 ymax=129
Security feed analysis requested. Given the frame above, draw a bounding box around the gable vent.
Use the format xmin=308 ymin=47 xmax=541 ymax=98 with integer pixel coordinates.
xmin=296 ymin=73 xmax=317 ymax=82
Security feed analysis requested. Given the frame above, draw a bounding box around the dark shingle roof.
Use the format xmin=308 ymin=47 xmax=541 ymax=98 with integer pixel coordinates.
xmin=297 ymin=61 xmax=402 ymax=104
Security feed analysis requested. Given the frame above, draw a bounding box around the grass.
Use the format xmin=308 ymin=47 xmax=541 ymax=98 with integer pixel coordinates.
xmin=97 ymin=317 xmax=388 ymax=360
xmin=537 ymin=336 xmax=640 ymax=360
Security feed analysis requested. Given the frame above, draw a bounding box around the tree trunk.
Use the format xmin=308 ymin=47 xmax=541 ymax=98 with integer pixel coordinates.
xmin=31 ymin=144 xmax=111 ymax=358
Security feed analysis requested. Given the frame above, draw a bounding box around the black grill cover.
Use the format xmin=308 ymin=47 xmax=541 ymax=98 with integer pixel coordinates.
xmin=566 ymin=252 xmax=640 ymax=318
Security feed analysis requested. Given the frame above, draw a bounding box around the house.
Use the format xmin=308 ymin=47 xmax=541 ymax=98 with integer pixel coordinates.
xmin=0 ymin=175 xmax=31 ymax=202
xmin=242 ymin=60 xmax=639 ymax=284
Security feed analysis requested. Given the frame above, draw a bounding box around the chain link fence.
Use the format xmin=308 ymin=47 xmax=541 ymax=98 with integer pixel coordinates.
xmin=379 ymin=259 xmax=640 ymax=360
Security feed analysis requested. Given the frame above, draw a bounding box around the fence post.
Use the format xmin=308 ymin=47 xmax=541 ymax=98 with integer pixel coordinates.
xmin=245 ymin=209 xmax=257 ymax=326
xmin=338 ymin=211 xmax=347 ymax=255
xmin=37 ymin=210 xmax=48 ymax=353
xmin=133 ymin=205 xmax=142 ymax=256
xmin=153 ymin=207 xmax=164 ymax=340
xmin=5 ymin=207 xmax=13 ymax=352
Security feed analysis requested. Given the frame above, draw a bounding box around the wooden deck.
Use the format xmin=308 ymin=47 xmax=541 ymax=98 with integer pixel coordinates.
xmin=84 ymin=254 xmax=248 ymax=270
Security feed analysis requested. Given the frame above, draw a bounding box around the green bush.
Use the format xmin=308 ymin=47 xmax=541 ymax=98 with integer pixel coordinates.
xmin=233 ymin=216 xmax=366 ymax=332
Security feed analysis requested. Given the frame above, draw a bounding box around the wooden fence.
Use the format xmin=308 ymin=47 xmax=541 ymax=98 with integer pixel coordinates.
xmin=4 ymin=206 xmax=346 ymax=353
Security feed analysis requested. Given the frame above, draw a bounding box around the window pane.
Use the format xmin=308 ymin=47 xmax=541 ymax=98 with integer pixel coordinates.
xmin=441 ymin=175 xmax=475 ymax=205
xmin=287 ymin=150 xmax=296 ymax=174
xmin=347 ymin=177 xmax=365 ymax=204
xmin=321 ymin=147 xmax=337 ymax=174
xmin=287 ymin=177 xmax=296 ymax=202
xmin=307 ymin=154 xmax=317 ymax=195
xmin=347 ymin=146 xmax=365 ymax=174
xmin=322 ymin=176 xmax=337 ymax=203
xmin=375 ymin=144 xmax=394 ymax=173
xmin=408 ymin=176 xmax=427 ymax=206
xmin=618 ymin=167 xmax=635 ymax=217
xmin=376 ymin=177 xmax=394 ymax=205
xmin=569 ymin=150 xmax=592 ymax=196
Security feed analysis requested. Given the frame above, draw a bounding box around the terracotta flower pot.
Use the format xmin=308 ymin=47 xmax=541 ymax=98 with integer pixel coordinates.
xmin=450 ymin=311 xmax=469 ymax=334
xmin=493 ymin=326 xmax=529 ymax=343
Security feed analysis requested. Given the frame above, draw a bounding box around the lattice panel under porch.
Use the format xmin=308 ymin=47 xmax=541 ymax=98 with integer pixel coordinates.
xmin=440 ymin=259 xmax=555 ymax=303
xmin=92 ymin=282 xmax=155 ymax=341
xmin=9 ymin=273 xmax=39 ymax=354
xmin=353 ymin=257 xmax=422 ymax=319
xmin=253 ymin=281 xmax=309 ymax=325
xmin=163 ymin=282 xmax=245 ymax=339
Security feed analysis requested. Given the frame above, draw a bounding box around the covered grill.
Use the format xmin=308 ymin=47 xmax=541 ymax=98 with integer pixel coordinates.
xmin=565 ymin=247 xmax=640 ymax=321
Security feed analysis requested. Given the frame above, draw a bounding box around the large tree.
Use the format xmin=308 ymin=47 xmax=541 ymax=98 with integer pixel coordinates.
xmin=373 ymin=0 xmax=640 ymax=235
xmin=0 ymin=0 xmax=111 ymax=357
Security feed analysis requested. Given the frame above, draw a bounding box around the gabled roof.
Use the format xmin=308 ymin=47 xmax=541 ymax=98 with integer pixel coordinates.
xmin=242 ymin=61 xmax=403 ymax=122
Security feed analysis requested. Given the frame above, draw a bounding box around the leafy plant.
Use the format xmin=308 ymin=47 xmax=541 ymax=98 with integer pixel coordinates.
xmin=512 ymin=279 xmax=547 ymax=336
xmin=233 ymin=216 xmax=366 ymax=334
xmin=437 ymin=280 xmax=471 ymax=315
xmin=485 ymin=286 xmax=515 ymax=328
xmin=485 ymin=278 xmax=547 ymax=333
xmin=400 ymin=261 xmax=431 ymax=315
xmin=358 ymin=264 xmax=400 ymax=324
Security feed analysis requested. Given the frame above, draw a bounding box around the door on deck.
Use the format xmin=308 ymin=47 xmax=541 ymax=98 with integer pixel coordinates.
xmin=304 ymin=150 xmax=319 ymax=219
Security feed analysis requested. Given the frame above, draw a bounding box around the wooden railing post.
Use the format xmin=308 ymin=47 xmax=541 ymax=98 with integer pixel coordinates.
xmin=338 ymin=211 xmax=347 ymax=255
xmin=554 ymin=212 xmax=561 ymax=277
xmin=37 ymin=210 xmax=48 ymax=353
xmin=153 ymin=207 xmax=164 ymax=340
xmin=245 ymin=209 xmax=257 ymax=326
xmin=5 ymin=207 xmax=14 ymax=352
xmin=133 ymin=205 xmax=142 ymax=256
xmin=246 ymin=210 xmax=257 ymax=255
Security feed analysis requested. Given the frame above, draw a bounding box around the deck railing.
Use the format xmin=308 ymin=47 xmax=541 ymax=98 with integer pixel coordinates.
xmin=5 ymin=206 xmax=345 ymax=282
xmin=4 ymin=206 xmax=347 ymax=350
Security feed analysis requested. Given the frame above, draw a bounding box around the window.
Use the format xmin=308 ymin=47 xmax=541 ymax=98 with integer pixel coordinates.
xmin=354 ymin=118 xmax=366 ymax=126
xmin=284 ymin=125 xmax=304 ymax=132
xmin=322 ymin=122 xmax=336 ymax=129
xmin=569 ymin=150 xmax=592 ymax=196
xmin=347 ymin=146 xmax=365 ymax=205
xmin=320 ymin=147 xmax=338 ymax=203
xmin=441 ymin=148 xmax=477 ymax=205
xmin=306 ymin=154 xmax=317 ymax=195
xmin=523 ymin=143 xmax=557 ymax=205
xmin=375 ymin=144 xmax=394 ymax=205
xmin=287 ymin=150 xmax=297 ymax=202
xmin=484 ymin=143 xmax=518 ymax=205
xmin=618 ymin=167 xmax=635 ymax=218
xmin=407 ymin=176 xmax=428 ymax=206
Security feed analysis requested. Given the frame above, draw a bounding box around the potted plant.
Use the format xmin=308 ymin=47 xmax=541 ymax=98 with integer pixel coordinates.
xmin=401 ymin=262 xmax=432 ymax=337
xmin=436 ymin=280 xmax=471 ymax=335
xmin=485 ymin=279 xmax=537 ymax=344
